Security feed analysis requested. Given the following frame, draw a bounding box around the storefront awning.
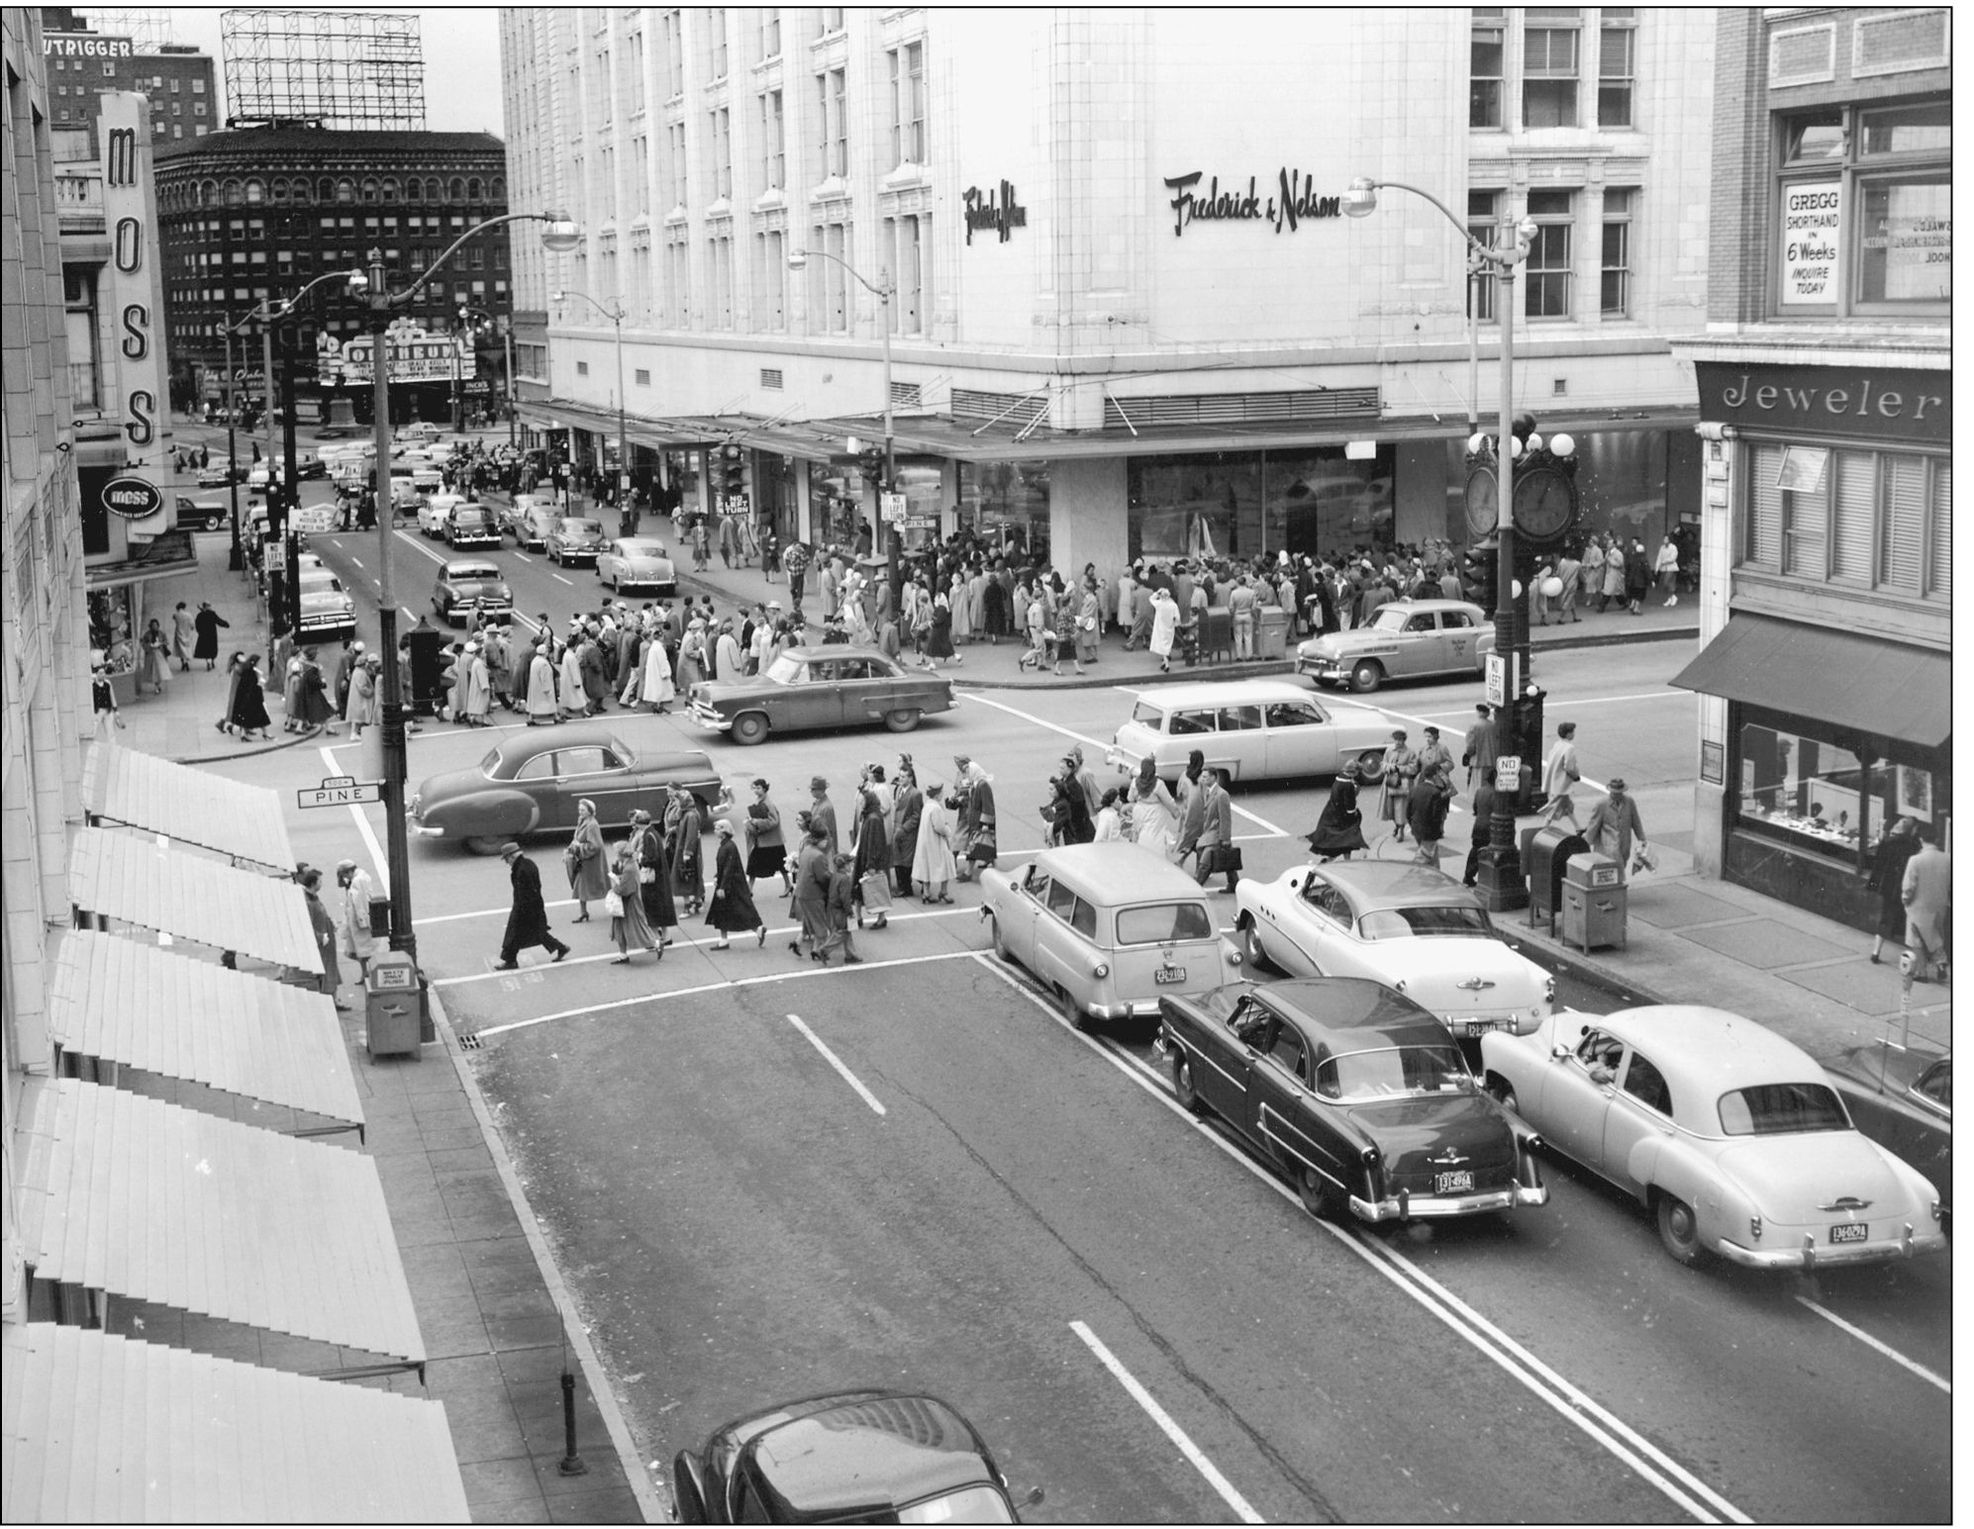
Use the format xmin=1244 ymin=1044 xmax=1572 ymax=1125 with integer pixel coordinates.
xmin=2 ymin=1325 xmax=469 ymax=1523
xmin=1671 ymin=615 xmax=1951 ymax=750
xmin=15 ymin=1079 xmax=426 ymax=1372
xmin=83 ymin=528 xmax=198 ymax=590
xmin=83 ymin=740 xmax=296 ymax=873
xmin=47 ymin=932 xmax=364 ymax=1138
xmin=69 ymin=827 xmax=321 ymax=973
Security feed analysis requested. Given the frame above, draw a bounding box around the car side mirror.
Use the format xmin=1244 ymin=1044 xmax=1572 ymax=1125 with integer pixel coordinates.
xmin=1550 ymin=1043 xmax=1572 ymax=1061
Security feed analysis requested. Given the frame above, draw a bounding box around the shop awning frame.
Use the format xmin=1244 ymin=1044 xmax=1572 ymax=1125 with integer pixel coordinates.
xmin=1670 ymin=614 xmax=1951 ymax=751
xmin=47 ymin=931 xmax=365 ymax=1140
xmin=83 ymin=739 xmax=297 ymax=874
xmin=68 ymin=826 xmax=321 ymax=974
xmin=2 ymin=1325 xmax=469 ymax=1523
xmin=15 ymin=1079 xmax=426 ymax=1377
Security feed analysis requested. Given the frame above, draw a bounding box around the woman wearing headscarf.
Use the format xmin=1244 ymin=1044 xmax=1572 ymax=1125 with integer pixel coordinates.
xmin=631 ymin=808 xmax=678 ymax=946
xmin=1305 ymin=761 xmax=1369 ymax=861
xmin=1126 ymin=757 xmax=1180 ymax=860
xmin=527 ymin=641 xmax=559 ymax=725
xmin=789 ymin=819 xmax=833 ymax=958
xmin=851 ymin=765 xmax=891 ymax=930
xmin=564 ymin=798 xmax=610 ymax=921
xmin=982 ymin=567 xmax=1010 ymax=644
xmin=671 ymin=786 xmax=706 ymax=915
xmin=1654 ymin=537 xmax=1681 ymax=606
xmin=889 ymin=758 xmax=924 ymax=897
xmin=228 ymin=654 xmax=273 ymax=741
xmin=911 ymin=778 xmax=958 ymax=902
xmin=706 ymin=819 xmax=765 ymax=948
xmin=1625 ymin=539 xmax=1652 ymax=615
xmin=344 ymin=653 xmax=379 ymax=740
xmin=607 ymin=842 xmax=663 ymax=963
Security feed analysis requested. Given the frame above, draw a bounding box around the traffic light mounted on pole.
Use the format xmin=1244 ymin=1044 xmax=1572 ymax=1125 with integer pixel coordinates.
xmin=1460 ymin=534 xmax=1500 ymax=615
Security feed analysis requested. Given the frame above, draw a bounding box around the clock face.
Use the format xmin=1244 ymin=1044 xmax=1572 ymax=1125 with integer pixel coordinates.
xmin=1513 ymin=464 xmax=1578 ymax=543
xmin=1463 ymin=467 xmax=1500 ymax=539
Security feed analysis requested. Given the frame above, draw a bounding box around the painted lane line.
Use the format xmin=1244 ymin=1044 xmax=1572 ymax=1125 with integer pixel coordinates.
xmin=970 ymin=953 xmax=1747 ymax=1524
xmin=787 ymin=1013 xmax=886 ymax=1115
xmin=320 ymin=742 xmax=392 ymax=895
xmin=471 ymin=948 xmax=978 ymax=1038
xmin=1794 ymin=1296 xmax=1950 ymax=1395
xmin=396 ymin=529 xmax=448 ymax=565
xmin=551 ymin=572 xmax=574 ymax=586
xmin=1069 ymin=1320 xmax=1263 ymax=1524
xmin=512 ymin=550 xmax=533 ymax=562
xmin=348 ymin=556 xmax=365 ymax=569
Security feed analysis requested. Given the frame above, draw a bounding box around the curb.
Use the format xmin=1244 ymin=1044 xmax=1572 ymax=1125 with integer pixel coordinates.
xmin=168 ymin=721 xmax=331 ymax=768
xmin=1496 ymin=924 xmax=1678 ymax=1009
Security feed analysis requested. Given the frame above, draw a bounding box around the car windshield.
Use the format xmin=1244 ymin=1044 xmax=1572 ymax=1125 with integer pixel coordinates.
xmin=617 ymin=539 xmax=666 ymax=558
xmin=298 ymin=573 xmax=344 ymax=593
xmin=1130 ymin=700 xmax=1168 ymax=727
xmin=1370 ymin=607 xmax=1413 ymax=633
xmin=1356 ymin=904 xmax=1494 ymax=940
xmin=451 ymin=565 xmax=499 ymax=581
xmin=896 ymin=1486 xmax=1016 ymax=1524
xmin=455 ymin=510 xmax=489 ymax=525
xmin=764 ymin=654 xmax=807 ymax=684
xmin=1115 ymin=902 xmax=1214 ymax=945
xmin=1717 ymin=1083 xmax=1851 ymax=1136
xmin=563 ymin=520 xmax=603 ymax=536
xmin=1316 ymin=1045 xmax=1477 ymax=1102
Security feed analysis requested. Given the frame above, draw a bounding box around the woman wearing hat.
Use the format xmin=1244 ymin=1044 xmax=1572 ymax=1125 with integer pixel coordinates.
xmin=344 ymin=651 xmax=379 ymax=740
xmin=742 ymin=779 xmax=792 ymax=894
xmin=526 ymin=641 xmax=559 ymax=726
xmin=631 ymin=809 xmax=679 ymax=944
xmin=1866 ymin=817 xmax=1923 ymax=965
xmin=851 ymin=766 xmax=892 ymax=930
xmin=564 ymin=798 xmax=610 ymax=921
xmin=1126 ymin=757 xmax=1180 ymax=861
xmin=1379 ymin=729 xmax=1420 ymax=842
xmin=670 ymin=785 xmax=706 ymax=915
xmin=676 ymin=619 xmax=708 ymax=690
xmin=459 ymin=642 xmax=492 ymax=727
xmin=606 ymin=842 xmax=663 ymax=963
xmin=889 ymin=759 xmax=924 ymax=897
xmin=706 ymin=819 xmax=765 ymax=948
xmin=911 ymin=778 xmax=958 ymax=902
xmin=1305 ymin=761 xmax=1369 ymax=861
xmin=790 ymin=819 xmax=833 ymax=957
xmin=808 ymin=776 xmax=839 ymax=859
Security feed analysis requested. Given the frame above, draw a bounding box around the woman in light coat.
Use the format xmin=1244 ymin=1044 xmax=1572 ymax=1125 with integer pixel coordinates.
xmin=1148 ymin=588 xmax=1180 ymax=673
xmin=527 ymin=643 xmax=559 ymax=725
xmin=565 ymin=798 xmax=611 ymax=919
xmin=343 ymin=654 xmax=379 ymax=738
xmin=1654 ymin=538 xmax=1681 ymax=605
xmin=1075 ymin=582 xmax=1101 ymax=665
xmin=637 ymin=630 xmax=676 ymax=713
xmin=1126 ymin=759 xmax=1180 ymax=860
xmin=911 ymin=779 xmax=958 ymax=902
xmin=607 ymin=843 xmax=662 ymax=963
xmin=461 ymin=644 xmax=492 ymax=726
xmin=558 ymin=641 xmax=585 ymax=722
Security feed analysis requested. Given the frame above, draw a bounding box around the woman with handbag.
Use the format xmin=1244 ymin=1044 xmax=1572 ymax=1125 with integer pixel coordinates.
xmin=670 ymin=786 xmax=706 ymax=915
xmin=1076 ymin=581 xmax=1101 ymax=666
xmin=705 ymin=819 xmax=765 ymax=949
xmin=565 ymin=798 xmax=610 ymax=921
xmin=789 ymin=820 xmax=833 ymax=958
xmin=743 ymin=778 xmax=791 ymax=894
xmin=606 ymin=844 xmax=662 ymax=963
xmin=912 ymin=779 xmax=958 ymax=903
xmin=631 ymin=809 xmax=678 ymax=947
xmin=851 ymin=768 xmax=892 ymax=930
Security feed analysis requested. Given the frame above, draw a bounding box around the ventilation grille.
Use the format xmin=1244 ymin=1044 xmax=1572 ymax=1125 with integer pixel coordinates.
xmin=1854 ymin=9 xmax=1948 ymax=75
xmin=1769 ymin=23 xmax=1835 ymax=85
xmin=1103 ymin=389 xmax=1381 ymax=429
xmin=889 ymin=380 xmax=923 ymax=410
xmin=760 ymin=367 xmax=783 ymax=389
xmin=951 ymin=389 xmax=1048 ymax=429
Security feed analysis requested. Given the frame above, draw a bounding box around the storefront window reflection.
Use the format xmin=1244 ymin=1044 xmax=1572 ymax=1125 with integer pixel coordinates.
xmin=808 ymin=460 xmax=872 ymax=551
xmin=894 ymin=463 xmax=942 ymax=552
xmin=959 ymin=460 xmax=1050 ymax=564
xmin=1736 ymin=719 xmax=1873 ymax=853
xmin=1128 ymin=449 xmax=1394 ymax=564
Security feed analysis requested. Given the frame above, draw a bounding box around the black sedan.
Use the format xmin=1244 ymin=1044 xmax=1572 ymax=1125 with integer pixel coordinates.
xmin=1823 ymin=1039 xmax=1951 ymax=1223
xmin=1156 ymin=977 xmax=1547 ymax=1223
xmin=672 ymin=1390 xmax=1031 ymax=1524
xmin=409 ymin=725 xmax=723 ymax=853
xmin=431 ymin=559 xmax=513 ymax=625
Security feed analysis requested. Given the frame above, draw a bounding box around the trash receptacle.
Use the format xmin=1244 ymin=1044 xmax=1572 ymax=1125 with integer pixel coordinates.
xmin=365 ymin=950 xmax=424 ymax=1060
xmin=1560 ymin=852 xmax=1627 ymax=953
xmin=1523 ymin=825 xmax=1589 ymax=932
xmin=1256 ymin=607 xmax=1289 ymax=662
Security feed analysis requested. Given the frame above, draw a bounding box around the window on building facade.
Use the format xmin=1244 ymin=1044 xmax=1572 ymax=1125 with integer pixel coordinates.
xmin=812 ymin=218 xmax=850 ymax=330
xmin=889 ymin=41 xmax=926 ymax=165
xmin=667 ymin=121 xmax=689 ymax=209
xmin=818 ymin=8 xmax=845 ymax=37
xmin=761 ymin=89 xmax=785 ymax=188
xmin=1467 ymin=189 xmax=1498 ymax=322
xmin=170 ymin=76 xmax=180 ymax=93
xmin=102 ymin=60 xmax=115 ymax=77
xmin=1525 ymin=189 xmax=1573 ymax=316
xmin=1470 ymin=8 xmax=1505 ymax=129
xmin=760 ymin=8 xmax=781 ymax=60
xmin=1743 ymin=439 xmax=1949 ymax=602
xmin=1523 ymin=7 xmax=1581 ymax=127
xmin=708 ymin=8 xmax=728 ymax=78
xmin=635 ymin=368 xmax=651 ymax=386
xmin=817 ymin=67 xmax=847 ymax=178
xmin=628 ymin=29 xmax=646 ymax=113
xmin=633 ymin=134 xmax=651 ymax=213
xmin=710 ymin=231 xmax=734 ymax=327
xmin=754 ymin=227 xmax=787 ymax=329
xmin=888 ymin=215 xmax=925 ymax=333
xmin=1599 ymin=8 xmax=1636 ymax=127
xmin=666 ymin=236 xmax=690 ymax=325
xmin=1601 ymin=187 xmax=1633 ymax=316
xmin=663 ymin=9 xmax=685 ymax=98
xmin=711 ymin=106 xmax=732 ymax=199
xmin=193 ymin=78 xmax=204 ymax=94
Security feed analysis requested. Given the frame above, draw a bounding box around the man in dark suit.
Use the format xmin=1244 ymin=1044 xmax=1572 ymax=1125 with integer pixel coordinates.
xmin=497 ymin=843 xmax=570 ymax=968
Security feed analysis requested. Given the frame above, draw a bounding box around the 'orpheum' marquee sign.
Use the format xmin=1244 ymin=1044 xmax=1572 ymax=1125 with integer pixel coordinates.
xmin=317 ymin=321 xmax=475 ymax=387
xmin=1163 ymin=169 xmax=1343 ymax=238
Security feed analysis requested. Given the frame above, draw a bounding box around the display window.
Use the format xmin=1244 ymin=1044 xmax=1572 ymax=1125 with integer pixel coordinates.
xmin=1127 ymin=448 xmax=1394 ymax=564
xmin=959 ymin=460 xmax=1050 ymax=564
xmin=1735 ymin=714 xmax=1948 ymax=860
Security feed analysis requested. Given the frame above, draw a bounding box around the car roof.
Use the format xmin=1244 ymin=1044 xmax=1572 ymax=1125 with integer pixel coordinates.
xmin=746 ymin=1392 xmax=1000 ymax=1520
xmin=494 ymin=723 xmax=711 ymax=769
xmin=1254 ymin=977 xmax=1450 ymax=1050
xmin=1375 ymin=598 xmax=1483 ymax=615
xmin=557 ymin=516 xmax=601 ymax=528
xmin=1032 ymin=840 xmax=1214 ymax=896
xmin=1593 ymin=1006 xmax=1829 ymax=1092
xmin=1129 ymin=679 xmax=1319 ymax=709
xmin=613 ymin=538 xmax=669 ymax=553
xmin=1307 ymin=861 xmax=1486 ymax=913
xmin=442 ymin=561 xmax=502 ymax=577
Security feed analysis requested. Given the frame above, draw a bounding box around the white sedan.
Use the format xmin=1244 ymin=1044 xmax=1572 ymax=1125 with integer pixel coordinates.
xmin=1104 ymin=680 xmax=1396 ymax=785
xmin=1481 ymin=1006 xmax=1947 ymax=1269
xmin=1235 ymin=861 xmax=1551 ymax=1038
xmin=596 ymin=536 xmax=678 ymax=596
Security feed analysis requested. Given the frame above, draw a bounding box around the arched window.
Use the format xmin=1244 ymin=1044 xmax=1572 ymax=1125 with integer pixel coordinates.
xmin=405 ymin=177 xmax=421 ymax=202
xmin=361 ymin=176 xmax=380 ymax=202
xmin=467 ymin=177 xmax=482 ymax=201
xmin=244 ymin=178 xmax=265 ymax=203
xmin=335 ymin=178 xmax=356 ymax=203
xmin=222 ymin=178 xmax=243 ymax=205
xmin=448 ymin=176 xmax=466 ymax=201
xmin=491 ymin=175 xmax=506 ymax=200
xmin=318 ymin=176 xmax=334 ymax=202
xmin=381 ymin=176 xmax=399 ymax=202
xmin=426 ymin=176 xmax=442 ymax=201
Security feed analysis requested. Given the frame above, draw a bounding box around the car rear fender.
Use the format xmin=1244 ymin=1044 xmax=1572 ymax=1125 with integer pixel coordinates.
xmin=670 ymin=1450 xmax=712 ymax=1524
xmin=429 ymin=790 xmax=540 ymax=840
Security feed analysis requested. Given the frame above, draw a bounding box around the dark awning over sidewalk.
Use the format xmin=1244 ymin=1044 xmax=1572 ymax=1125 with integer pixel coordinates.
xmin=1671 ymin=615 xmax=1950 ymax=749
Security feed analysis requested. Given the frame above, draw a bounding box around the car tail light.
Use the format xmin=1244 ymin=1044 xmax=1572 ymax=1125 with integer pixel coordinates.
xmin=1932 ymin=1200 xmax=1942 ymax=1223
xmin=1543 ymin=975 xmax=1556 ymax=1003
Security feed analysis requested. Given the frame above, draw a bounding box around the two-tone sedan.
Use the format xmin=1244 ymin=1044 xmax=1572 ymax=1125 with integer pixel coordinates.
xmin=410 ymin=725 xmax=724 ymax=854
xmin=431 ymin=560 xmax=514 ymax=625
xmin=295 ymin=569 xmax=357 ymax=645
xmin=597 ymin=536 xmax=679 ymax=596
xmin=690 ymin=647 xmax=954 ymax=745
xmin=1480 ymin=1005 xmax=1948 ymax=1269
xmin=1157 ymin=977 xmax=1547 ymax=1223
xmin=544 ymin=516 xmax=607 ymax=566
xmin=1297 ymin=598 xmax=1495 ymax=693
xmin=1104 ymin=680 xmax=1395 ymax=785
xmin=443 ymin=503 xmax=501 ymax=550
xmin=1235 ymin=862 xmax=1552 ymax=1043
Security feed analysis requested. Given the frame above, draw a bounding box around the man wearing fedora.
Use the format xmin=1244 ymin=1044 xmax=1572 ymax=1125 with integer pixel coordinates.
xmin=496 ymin=842 xmax=571 ymax=969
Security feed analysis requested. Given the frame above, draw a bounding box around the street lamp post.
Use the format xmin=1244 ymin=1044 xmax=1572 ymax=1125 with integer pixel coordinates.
xmin=363 ymin=212 xmax=582 ymax=962
xmin=550 ymin=290 xmax=627 ymax=526
xmin=1344 ymin=177 xmax=1538 ymax=912
xmin=786 ymin=246 xmax=899 ymax=611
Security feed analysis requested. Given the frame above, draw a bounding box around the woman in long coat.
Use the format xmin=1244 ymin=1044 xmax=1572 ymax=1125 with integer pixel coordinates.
xmin=300 ymin=869 xmax=347 ymax=1008
xmin=925 ymin=591 xmax=957 ymax=667
xmin=889 ymin=762 xmax=923 ymax=896
xmin=675 ymin=621 xmax=707 ymax=690
xmin=639 ymin=629 xmax=677 ymax=713
xmin=982 ymin=571 xmax=1011 ymax=643
xmin=949 ymin=572 xmax=973 ymax=644
xmin=1075 ymin=582 xmax=1101 ymax=666
xmin=1625 ymin=540 xmax=1652 ymax=614
xmin=558 ymin=641 xmax=585 ymax=722
xmin=137 ymin=618 xmax=169 ymax=693
xmin=911 ymin=780 xmax=958 ymax=902
xmin=1305 ymin=762 xmax=1369 ymax=861
xmin=461 ymin=644 xmax=492 ymax=726
xmin=706 ymin=820 xmax=765 ymax=948
xmin=217 ymin=652 xmax=247 ymax=736
xmin=789 ymin=823 xmax=832 ymax=957
xmin=565 ymin=798 xmax=610 ymax=919
xmin=1866 ymin=817 xmax=1922 ymax=964
xmin=1600 ymin=539 xmax=1627 ymax=611
xmin=1126 ymin=760 xmax=1180 ymax=861
xmin=606 ymin=844 xmax=662 ymax=963
xmin=632 ymin=810 xmax=679 ymax=943
xmin=527 ymin=643 xmax=559 ymax=725
xmin=229 ymin=654 xmax=273 ymax=740
xmin=344 ymin=655 xmax=378 ymax=739
xmin=296 ymin=649 xmax=337 ymax=729
xmin=851 ymin=774 xmax=891 ymax=930
xmin=671 ymin=787 xmax=706 ymax=915
xmin=1148 ymin=588 xmax=1180 ymax=672
xmin=193 ymin=602 xmax=227 ymax=667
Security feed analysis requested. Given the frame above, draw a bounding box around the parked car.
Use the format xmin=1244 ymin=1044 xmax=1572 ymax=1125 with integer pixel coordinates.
xmin=1479 ymin=1005 xmax=1948 ymax=1268
xmin=980 ymin=842 xmax=1240 ymax=1028
xmin=671 ymin=1390 xmax=1032 ymax=1525
xmin=409 ymin=465 xmax=445 ymax=497
xmin=418 ymin=492 xmax=466 ymax=538
xmin=545 ymin=516 xmax=607 ymax=566
xmin=1156 ymin=977 xmax=1547 ymax=1223
xmin=690 ymin=647 xmax=954 ymax=746
xmin=596 ymin=535 xmax=679 ymax=595
xmin=293 ymin=451 xmax=327 ymax=480
xmin=1296 ymin=598 xmax=1495 ymax=693
xmin=431 ymin=559 xmax=514 ymax=625
xmin=1235 ymin=861 xmax=1552 ymax=1041
xmin=1823 ymin=1040 xmax=1951 ymax=1225
xmin=498 ymin=493 xmax=551 ymax=542
xmin=1104 ymin=680 xmax=1394 ymax=784
xmin=444 ymin=503 xmax=501 ymax=550
xmin=175 ymin=495 xmax=229 ymax=532
xmin=196 ymin=463 xmax=242 ymax=488
xmin=410 ymin=725 xmax=723 ymax=853
xmin=295 ymin=569 xmax=357 ymax=644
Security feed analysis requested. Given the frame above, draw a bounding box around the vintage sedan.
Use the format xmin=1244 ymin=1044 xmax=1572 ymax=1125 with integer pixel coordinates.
xmin=1103 ymin=680 xmax=1394 ymax=784
xmin=410 ymin=725 xmax=724 ymax=853
xmin=1480 ymin=1006 xmax=1947 ymax=1269
xmin=431 ymin=559 xmax=514 ymax=625
xmin=1297 ymin=598 xmax=1496 ymax=693
xmin=1823 ymin=1040 xmax=1950 ymax=1224
xmin=175 ymin=495 xmax=229 ymax=532
xmin=295 ymin=569 xmax=357 ymax=644
xmin=418 ymin=491 xmax=466 ymax=537
xmin=1156 ymin=977 xmax=1547 ymax=1223
xmin=544 ymin=516 xmax=607 ymax=566
xmin=500 ymin=495 xmax=556 ymax=545
xmin=443 ymin=503 xmax=501 ymax=550
xmin=691 ymin=647 xmax=955 ymax=745
xmin=195 ymin=462 xmax=243 ymax=487
xmin=597 ymin=535 xmax=679 ymax=596
xmin=672 ymin=1390 xmax=1032 ymax=1524
xmin=1235 ymin=862 xmax=1552 ymax=1040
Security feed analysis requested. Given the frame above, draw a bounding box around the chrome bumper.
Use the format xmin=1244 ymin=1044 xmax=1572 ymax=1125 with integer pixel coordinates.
xmin=1715 ymin=1224 xmax=1946 ymax=1269
xmin=689 ymin=704 xmax=732 ymax=731
xmin=1349 ymin=1181 xmax=1549 ymax=1222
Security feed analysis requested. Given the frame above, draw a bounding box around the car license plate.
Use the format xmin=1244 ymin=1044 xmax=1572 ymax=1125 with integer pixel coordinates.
xmin=1435 ymin=1171 xmax=1475 ymax=1195
xmin=1154 ymin=965 xmax=1187 ymax=985
xmin=1829 ymin=1222 xmax=1868 ymax=1245
xmin=1461 ymin=1018 xmax=1489 ymax=1037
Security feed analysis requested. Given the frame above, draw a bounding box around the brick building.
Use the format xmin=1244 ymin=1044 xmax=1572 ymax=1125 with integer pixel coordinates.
xmin=38 ymin=6 xmax=217 ymax=152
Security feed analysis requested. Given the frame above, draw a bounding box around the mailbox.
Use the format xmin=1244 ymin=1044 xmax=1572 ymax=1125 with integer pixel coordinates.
xmin=365 ymin=950 xmax=425 ymax=1060
xmin=1560 ymin=852 xmax=1627 ymax=953
xmin=1256 ymin=607 xmax=1290 ymax=662
xmin=1522 ymin=825 xmax=1589 ymax=932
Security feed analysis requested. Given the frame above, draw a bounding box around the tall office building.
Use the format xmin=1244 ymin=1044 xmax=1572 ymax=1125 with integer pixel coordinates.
xmin=38 ymin=6 xmax=217 ymax=151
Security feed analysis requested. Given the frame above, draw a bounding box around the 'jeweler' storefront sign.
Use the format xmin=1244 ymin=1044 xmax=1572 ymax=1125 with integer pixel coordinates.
xmin=1163 ymin=168 xmax=1342 ymax=238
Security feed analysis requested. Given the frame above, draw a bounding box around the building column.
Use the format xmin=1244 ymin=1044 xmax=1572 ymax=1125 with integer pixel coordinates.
xmin=1048 ymin=457 xmax=1128 ymax=585
xmin=1691 ymin=426 xmax=1736 ymax=879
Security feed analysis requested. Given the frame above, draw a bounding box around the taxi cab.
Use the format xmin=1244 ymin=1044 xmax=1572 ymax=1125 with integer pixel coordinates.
xmin=1296 ymin=598 xmax=1495 ymax=693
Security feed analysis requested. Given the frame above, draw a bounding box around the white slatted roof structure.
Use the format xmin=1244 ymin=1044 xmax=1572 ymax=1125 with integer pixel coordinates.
xmin=2 ymin=1325 xmax=469 ymax=1523
xmin=83 ymin=741 xmax=297 ymax=873
xmin=15 ymin=1080 xmax=425 ymax=1374
xmin=68 ymin=827 xmax=321 ymax=974
xmin=46 ymin=932 xmax=364 ymax=1138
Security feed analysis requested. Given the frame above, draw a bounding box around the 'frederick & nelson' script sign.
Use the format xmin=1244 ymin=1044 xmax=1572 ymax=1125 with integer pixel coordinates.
xmin=1163 ymin=169 xmax=1342 ymax=238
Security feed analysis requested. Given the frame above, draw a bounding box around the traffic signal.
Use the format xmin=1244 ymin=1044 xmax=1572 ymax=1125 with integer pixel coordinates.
xmin=720 ymin=442 xmax=746 ymax=499
xmin=857 ymin=444 xmax=886 ymax=485
xmin=1461 ymin=534 xmax=1500 ymax=615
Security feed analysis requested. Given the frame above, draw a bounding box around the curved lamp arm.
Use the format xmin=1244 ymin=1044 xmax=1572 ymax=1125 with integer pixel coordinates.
xmin=1344 ymin=177 xmax=1536 ymax=269
xmin=788 ymin=244 xmax=892 ymax=299
xmin=551 ymin=288 xmax=626 ymax=326
xmin=373 ymin=210 xmax=581 ymax=308
xmin=227 ymin=268 xmax=363 ymax=334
